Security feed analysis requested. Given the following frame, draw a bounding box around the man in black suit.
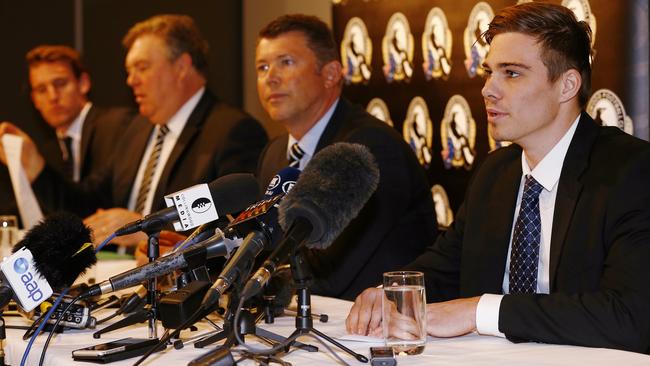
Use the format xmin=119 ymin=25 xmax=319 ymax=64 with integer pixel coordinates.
xmin=0 ymin=45 xmax=131 ymax=224
xmin=0 ymin=15 xmax=267 ymax=248
xmin=255 ymin=15 xmax=437 ymax=300
xmin=346 ymin=2 xmax=650 ymax=353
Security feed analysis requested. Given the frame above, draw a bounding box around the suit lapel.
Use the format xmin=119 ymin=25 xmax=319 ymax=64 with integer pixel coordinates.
xmin=79 ymin=105 xmax=98 ymax=176
xmin=113 ymin=119 xmax=153 ymax=206
xmin=152 ymin=91 xmax=214 ymax=207
xmin=315 ymin=99 xmax=348 ymax=153
xmin=549 ymin=113 xmax=597 ymax=289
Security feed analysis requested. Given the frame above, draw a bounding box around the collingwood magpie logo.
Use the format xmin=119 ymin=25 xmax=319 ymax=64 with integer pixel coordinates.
xmin=587 ymin=89 xmax=634 ymax=135
xmin=382 ymin=12 xmax=414 ymax=83
xmin=191 ymin=197 xmax=212 ymax=214
xmin=463 ymin=2 xmax=494 ymax=78
xmin=422 ymin=7 xmax=452 ymax=81
xmin=366 ymin=98 xmax=393 ymax=127
xmin=562 ymin=0 xmax=597 ymax=62
xmin=488 ymin=124 xmax=511 ymax=152
xmin=403 ymin=96 xmax=433 ymax=168
xmin=431 ymin=184 xmax=453 ymax=228
xmin=341 ymin=17 xmax=372 ymax=84
xmin=441 ymin=95 xmax=476 ymax=170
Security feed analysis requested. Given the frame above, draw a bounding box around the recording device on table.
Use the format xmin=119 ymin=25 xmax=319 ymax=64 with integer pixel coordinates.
xmin=370 ymin=346 xmax=397 ymax=366
xmin=71 ymin=337 xmax=161 ymax=363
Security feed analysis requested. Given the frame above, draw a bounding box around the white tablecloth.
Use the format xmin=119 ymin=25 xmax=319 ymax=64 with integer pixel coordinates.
xmin=4 ymin=260 xmax=650 ymax=365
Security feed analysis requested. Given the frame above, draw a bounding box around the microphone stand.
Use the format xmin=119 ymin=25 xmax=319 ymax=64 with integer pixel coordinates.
xmin=93 ymin=230 xmax=162 ymax=339
xmin=283 ymin=250 xmax=368 ymax=363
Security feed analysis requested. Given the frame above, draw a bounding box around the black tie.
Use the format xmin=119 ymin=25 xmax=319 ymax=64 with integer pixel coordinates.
xmin=59 ymin=136 xmax=74 ymax=179
xmin=135 ymin=125 xmax=169 ymax=214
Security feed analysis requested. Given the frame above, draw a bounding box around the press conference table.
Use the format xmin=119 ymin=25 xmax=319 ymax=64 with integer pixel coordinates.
xmin=4 ymin=260 xmax=650 ymax=366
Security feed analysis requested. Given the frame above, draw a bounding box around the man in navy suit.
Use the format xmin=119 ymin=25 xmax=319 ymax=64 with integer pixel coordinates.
xmin=255 ymin=14 xmax=437 ymax=300
xmin=347 ymin=2 xmax=650 ymax=353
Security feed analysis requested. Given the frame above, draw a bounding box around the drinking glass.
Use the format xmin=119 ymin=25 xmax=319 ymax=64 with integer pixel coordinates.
xmin=382 ymin=271 xmax=427 ymax=355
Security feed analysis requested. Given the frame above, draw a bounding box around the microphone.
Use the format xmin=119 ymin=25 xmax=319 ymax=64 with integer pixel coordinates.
xmin=0 ymin=212 xmax=97 ymax=311
xmin=115 ymin=173 xmax=259 ymax=236
xmin=80 ymin=230 xmax=240 ymax=298
xmin=241 ymin=142 xmax=379 ymax=300
xmin=199 ymin=167 xmax=301 ymax=309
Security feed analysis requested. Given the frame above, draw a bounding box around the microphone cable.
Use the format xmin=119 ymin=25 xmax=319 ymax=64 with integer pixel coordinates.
xmin=20 ymin=233 xmax=115 ymax=366
xmin=38 ymin=293 xmax=83 ymax=366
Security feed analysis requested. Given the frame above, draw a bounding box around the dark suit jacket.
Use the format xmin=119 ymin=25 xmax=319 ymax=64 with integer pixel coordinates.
xmin=405 ymin=112 xmax=650 ymax=353
xmin=257 ymin=98 xmax=438 ymax=300
xmin=35 ymin=90 xmax=268 ymax=217
xmin=0 ymin=105 xmax=132 ymax=223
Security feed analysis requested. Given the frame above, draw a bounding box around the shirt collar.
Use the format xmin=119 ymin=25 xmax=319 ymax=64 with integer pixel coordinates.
xmin=59 ymin=102 xmax=91 ymax=141
xmin=521 ymin=113 xmax=581 ymax=191
xmin=163 ymin=87 xmax=205 ymax=138
xmin=287 ymin=98 xmax=340 ymax=160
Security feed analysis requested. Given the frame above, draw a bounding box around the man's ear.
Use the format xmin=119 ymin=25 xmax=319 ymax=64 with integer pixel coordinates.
xmin=558 ymin=69 xmax=581 ymax=104
xmin=78 ymin=72 xmax=91 ymax=95
xmin=174 ymin=53 xmax=194 ymax=80
xmin=322 ymin=61 xmax=343 ymax=88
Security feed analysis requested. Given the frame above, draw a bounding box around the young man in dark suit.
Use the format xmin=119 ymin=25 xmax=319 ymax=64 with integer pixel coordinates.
xmin=0 ymin=45 xmax=131 ymax=223
xmin=346 ymin=2 xmax=650 ymax=353
xmin=255 ymin=14 xmax=437 ymax=300
xmin=0 ymin=15 xmax=268 ymax=248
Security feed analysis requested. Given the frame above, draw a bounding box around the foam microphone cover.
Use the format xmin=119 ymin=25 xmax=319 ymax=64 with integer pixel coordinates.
xmin=278 ymin=142 xmax=379 ymax=249
xmin=13 ymin=212 xmax=97 ymax=288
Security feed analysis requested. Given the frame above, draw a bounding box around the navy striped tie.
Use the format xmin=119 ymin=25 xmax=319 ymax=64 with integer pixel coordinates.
xmin=135 ymin=125 xmax=169 ymax=214
xmin=288 ymin=142 xmax=304 ymax=168
xmin=509 ymin=175 xmax=544 ymax=294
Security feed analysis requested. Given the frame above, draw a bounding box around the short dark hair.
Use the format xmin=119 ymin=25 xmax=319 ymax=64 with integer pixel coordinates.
xmin=123 ymin=14 xmax=209 ymax=78
xmin=258 ymin=14 xmax=338 ymax=67
xmin=484 ymin=2 xmax=592 ymax=107
xmin=26 ymin=45 xmax=87 ymax=80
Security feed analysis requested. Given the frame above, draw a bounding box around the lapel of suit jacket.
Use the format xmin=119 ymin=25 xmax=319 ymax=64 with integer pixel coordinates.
xmin=485 ymin=150 xmax=522 ymax=289
xmin=79 ymin=105 xmax=98 ymax=177
xmin=113 ymin=118 xmax=152 ymax=205
xmin=152 ymin=90 xmax=214 ymax=208
xmin=314 ymin=98 xmax=348 ymax=153
xmin=549 ymin=112 xmax=597 ymax=289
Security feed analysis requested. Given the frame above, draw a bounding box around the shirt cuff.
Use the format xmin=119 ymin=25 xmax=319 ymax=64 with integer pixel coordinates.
xmin=476 ymin=294 xmax=506 ymax=338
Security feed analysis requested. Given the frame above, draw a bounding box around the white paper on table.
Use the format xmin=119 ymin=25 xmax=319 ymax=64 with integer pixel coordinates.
xmin=337 ymin=334 xmax=385 ymax=343
xmin=2 ymin=134 xmax=43 ymax=229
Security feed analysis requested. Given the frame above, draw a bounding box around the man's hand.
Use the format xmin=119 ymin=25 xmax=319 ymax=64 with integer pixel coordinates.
xmin=346 ymin=287 xmax=384 ymax=336
xmin=84 ymin=208 xmax=145 ymax=247
xmin=425 ymin=297 xmax=480 ymax=337
xmin=0 ymin=121 xmax=45 ymax=182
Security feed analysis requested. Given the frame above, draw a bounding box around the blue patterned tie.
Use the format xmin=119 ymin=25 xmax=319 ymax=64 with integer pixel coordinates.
xmin=509 ymin=175 xmax=544 ymax=294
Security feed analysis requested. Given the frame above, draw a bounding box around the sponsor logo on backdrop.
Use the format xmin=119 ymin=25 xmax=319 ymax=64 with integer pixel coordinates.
xmin=403 ymin=96 xmax=433 ymax=167
xmin=341 ymin=17 xmax=373 ymax=84
xmin=441 ymin=95 xmax=476 ymax=170
xmin=382 ymin=12 xmax=414 ymax=83
xmin=366 ymin=98 xmax=394 ymax=127
xmin=431 ymin=184 xmax=453 ymax=228
xmin=587 ymin=89 xmax=634 ymax=135
xmin=463 ymin=2 xmax=494 ymax=78
xmin=422 ymin=7 xmax=452 ymax=80
xmin=562 ymin=0 xmax=597 ymax=62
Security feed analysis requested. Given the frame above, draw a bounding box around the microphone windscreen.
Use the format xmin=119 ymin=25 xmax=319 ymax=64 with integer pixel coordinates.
xmin=13 ymin=212 xmax=97 ymax=288
xmin=278 ymin=142 xmax=379 ymax=249
xmin=208 ymin=173 xmax=260 ymax=215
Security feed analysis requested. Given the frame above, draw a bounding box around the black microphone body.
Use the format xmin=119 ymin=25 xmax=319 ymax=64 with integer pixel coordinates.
xmin=82 ymin=232 xmax=238 ymax=298
xmin=116 ymin=173 xmax=259 ymax=236
xmin=241 ymin=142 xmax=380 ymax=300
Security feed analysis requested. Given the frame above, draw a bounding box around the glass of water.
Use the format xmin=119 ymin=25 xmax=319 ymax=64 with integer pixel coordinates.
xmin=382 ymin=271 xmax=427 ymax=355
xmin=1 ymin=215 xmax=19 ymax=259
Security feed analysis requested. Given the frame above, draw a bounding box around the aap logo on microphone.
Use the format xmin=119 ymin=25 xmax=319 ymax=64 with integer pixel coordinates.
xmin=191 ymin=197 xmax=212 ymax=214
xmin=13 ymin=257 xmax=29 ymax=274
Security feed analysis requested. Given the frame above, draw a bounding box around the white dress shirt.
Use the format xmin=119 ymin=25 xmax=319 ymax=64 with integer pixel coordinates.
xmin=127 ymin=87 xmax=204 ymax=215
xmin=286 ymin=98 xmax=339 ymax=169
xmin=476 ymin=114 xmax=581 ymax=337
